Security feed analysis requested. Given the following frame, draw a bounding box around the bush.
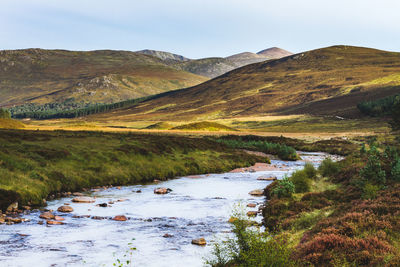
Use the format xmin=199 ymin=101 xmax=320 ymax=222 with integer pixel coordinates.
xmin=271 ymin=177 xmax=295 ymax=198
xmin=290 ymin=170 xmax=311 ymax=193
xmin=391 ymin=160 xmax=400 ymax=181
xmin=360 ymin=153 xmax=386 ymax=185
xmin=206 ymin=208 xmax=296 ymax=267
xmin=362 ymin=183 xmax=380 ymax=200
xmin=318 ymin=158 xmax=340 ymax=178
xmin=304 ymin=162 xmax=317 ymax=179
xmin=0 ymin=108 xmax=11 ymax=119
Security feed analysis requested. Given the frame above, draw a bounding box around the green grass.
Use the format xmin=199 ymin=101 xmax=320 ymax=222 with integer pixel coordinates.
xmin=0 ymin=130 xmax=263 ymax=210
xmin=171 ymin=121 xmax=237 ymax=131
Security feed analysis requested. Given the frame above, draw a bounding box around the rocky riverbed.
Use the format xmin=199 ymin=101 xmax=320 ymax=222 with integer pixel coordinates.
xmin=0 ymin=152 xmax=339 ymax=267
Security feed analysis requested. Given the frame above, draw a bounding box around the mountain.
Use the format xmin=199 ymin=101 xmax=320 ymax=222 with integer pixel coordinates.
xmin=257 ymin=47 xmax=293 ymax=58
xmin=138 ymin=47 xmax=293 ymax=78
xmin=0 ymin=49 xmax=207 ymax=107
xmin=136 ymin=49 xmax=190 ymax=63
xmin=92 ymin=46 xmax=400 ymax=121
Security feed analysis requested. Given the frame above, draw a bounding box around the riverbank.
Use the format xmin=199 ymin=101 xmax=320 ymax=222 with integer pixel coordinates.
xmin=0 ymin=129 xmax=266 ymax=211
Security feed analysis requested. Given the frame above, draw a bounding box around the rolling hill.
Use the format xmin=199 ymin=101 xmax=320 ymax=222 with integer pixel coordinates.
xmin=137 ymin=47 xmax=293 ymax=78
xmin=0 ymin=49 xmax=207 ymax=107
xmin=92 ymin=46 xmax=400 ymax=121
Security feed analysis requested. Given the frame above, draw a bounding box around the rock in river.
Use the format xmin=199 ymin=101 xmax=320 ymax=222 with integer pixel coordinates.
xmin=154 ymin=187 xmax=172 ymax=194
xmin=113 ymin=215 xmax=127 ymax=221
xmin=39 ymin=212 xmax=55 ymax=220
xmin=247 ymin=203 xmax=257 ymax=208
xmin=47 ymin=220 xmax=64 ymax=225
xmin=247 ymin=211 xmax=258 ymax=217
xmin=257 ymin=176 xmax=277 ymax=181
xmin=57 ymin=205 xmax=74 ymax=212
xmin=72 ymin=197 xmax=95 ymax=203
xmin=249 ymin=189 xmax=264 ymax=196
xmin=191 ymin=238 xmax=206 ymax=246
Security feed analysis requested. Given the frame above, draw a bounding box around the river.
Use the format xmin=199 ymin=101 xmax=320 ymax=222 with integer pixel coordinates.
xmin=0 ymin=152 xmax=338 ymax=267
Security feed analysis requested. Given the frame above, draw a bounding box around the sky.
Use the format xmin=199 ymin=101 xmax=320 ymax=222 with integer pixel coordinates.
xmin=1 ymin=0 xmax=399 ymax=59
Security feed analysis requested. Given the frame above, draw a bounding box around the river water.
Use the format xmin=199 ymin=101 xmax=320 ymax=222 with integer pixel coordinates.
xmin=0 ymin=152 xmax=338 ymax=267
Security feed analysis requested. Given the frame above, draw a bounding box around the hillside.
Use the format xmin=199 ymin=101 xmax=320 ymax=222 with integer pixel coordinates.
xmin=138 ymin=47 xmax=293 ymax=78
xmin=0 ymin=49 xmax=207 ymax=107
xmin=92 ymin=46 xmax=400 ymax=121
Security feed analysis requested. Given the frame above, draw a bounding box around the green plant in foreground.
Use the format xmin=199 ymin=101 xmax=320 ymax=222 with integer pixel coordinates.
xmin=290 ymin=170 xmax=311 ymax=193
xmin=271 ymin=177 xmax=295 ymax=199
xmin=205 ymin=206 xmax=296 ymax=267
xmin=112 ymin=240 xmax=136 ymax=267
xmin=318 ymin=158 xmax=340 ymax=178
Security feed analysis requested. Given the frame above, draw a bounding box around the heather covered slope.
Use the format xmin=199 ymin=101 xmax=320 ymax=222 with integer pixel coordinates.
xmin=95 ymin=46 xmax=400 ymax=121
xmin=0 ymin=49 xmax=207 ymax=106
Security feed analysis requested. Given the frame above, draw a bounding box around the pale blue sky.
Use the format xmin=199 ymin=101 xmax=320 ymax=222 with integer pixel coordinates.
xmin=1 ymin=0 xmax=399 ymax=58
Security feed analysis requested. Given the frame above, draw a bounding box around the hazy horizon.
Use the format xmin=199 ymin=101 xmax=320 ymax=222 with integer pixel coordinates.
xmin=1 ymin=0 xmax=399 ymax=59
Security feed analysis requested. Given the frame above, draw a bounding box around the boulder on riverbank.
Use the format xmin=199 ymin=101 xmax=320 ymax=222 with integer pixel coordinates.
xmin=72 ymin=197 xmax=95 ymax=203
xmin=154 ymin=188 xmax=172 ymax=194
xmin=57 ymin=205 xmax=74 ymax=212
xmin=192 ymin=238 xmax=206 ymax=246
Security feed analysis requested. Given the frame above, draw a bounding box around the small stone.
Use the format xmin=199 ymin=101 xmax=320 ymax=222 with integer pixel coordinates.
xmin=22 ymin=206 xmax=31 ymax=210
xmin=54 ymin=216 xmax=65 ymax=221
xmin=153 ymin=179 xmax=161 ymax=183
xmin=38 ymin=221 xmax=44 ymax=225
xmin=91 ymin=216 xmax=105 ymax=220
xmin=97 ymin=203 xmax=108 ymax=207
xmin=135 ymin=190 xmax=142 ymax=193
xmin=72 ymin=192 xmax=85 ymax=196
xmin=57 ymin=206 xmax=74 ymax=212
xmin=47 ymin=220 xmax=64 ymax=225
xmin=257 ymin=176 xmax=277 ymax=181
xmin=154 ymin=187 xmax=172 ymax=194
xmin=72 ymin=197 xmax=95 ymax=203
xmin=247 ymin=203 xmax=257 ymax=208
xmin=116 ymin=199 xmax=128 ymax=202
xmin=247 ymin=211 xmax=258 ymax=217
xmin=116 ymin=186 xmax=121 ymax=190
xmin=163 ymin=233 xmax=173 ymax=238
xmin=113 ymin=215 xmax=127 ymax=221
xmin=108 ymin=201 xmax=115 ymax=204
xmin=6 ymin=202 xmax=18 ymax=212
xmin=64 ymin=203 xmax=70 ymax=205
xmin=249 ymin=189 xmax=264 ymax=196
xmin=191 ymin=238 xmax=206 ymax=246
xmin=39 ymin=212 xmax=55 ymax=220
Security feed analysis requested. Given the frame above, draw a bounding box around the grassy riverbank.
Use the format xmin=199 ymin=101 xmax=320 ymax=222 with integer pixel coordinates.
xmin=0 ymin=129 xmax=265 ymax=210
xmin=259 ymin=136 xmax=400 ymax=266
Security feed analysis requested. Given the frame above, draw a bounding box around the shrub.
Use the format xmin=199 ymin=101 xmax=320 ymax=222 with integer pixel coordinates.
xmin=304 ymin=162 xmax=317 ymax=179
xmin=318 ymin=158 xmax=340 ymax=178
xmin=391 ymin=160 xmax=400 ymax=181
xmin=362 ymin=183 xmax=380 ymax=200
xmin=271 ymin=177 xmax=295 ymax=198
xmin=359 ymin=153 xmax=386 ymax=185
xmin=206 ymin=208 xmax=296 ymax=267
xmin=0 ymin=108 xmax=11 ymax=119
xmin=290 ymin=170 xmax=311 ymax=193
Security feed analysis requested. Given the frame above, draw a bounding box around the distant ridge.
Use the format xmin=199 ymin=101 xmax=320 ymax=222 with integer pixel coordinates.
xmin=257 ymin=47 xmax=293 ymax=58
xmin=136 ymin=49 xmax=190 ymax=63
xmin=92 ymin=45 xmax=400 ymax=121
xmin=139 ymin=47 xmax=293 ymax=78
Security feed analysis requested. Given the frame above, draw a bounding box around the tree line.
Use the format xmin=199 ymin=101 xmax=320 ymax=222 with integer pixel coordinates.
xmin=9 ymin=97 xmax=149 ymax=120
